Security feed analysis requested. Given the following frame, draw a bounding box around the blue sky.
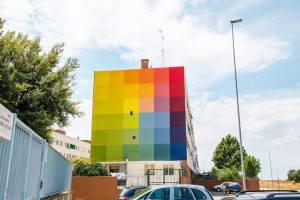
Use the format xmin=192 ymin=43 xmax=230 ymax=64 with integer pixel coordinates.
xmin=1 ymin=0 xmax=300 ymax=180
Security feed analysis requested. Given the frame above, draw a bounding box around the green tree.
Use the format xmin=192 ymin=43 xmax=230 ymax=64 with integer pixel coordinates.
xmin=218 ymin=167 xmax=242 ymax=181
xmin=212 ymin=134 xmax=248 ymax=169
xmin=72 ymin=159 xmax=108 ymax=176
xmin=244 ymin=155 xmax=261 ymax=178
xmin=0 ymin=18 xmax=83 ymax=142
xmin=212 ymin=134 xmax=261 ymax=179
xmin=287 ymin=169 xmax=300 ymax=183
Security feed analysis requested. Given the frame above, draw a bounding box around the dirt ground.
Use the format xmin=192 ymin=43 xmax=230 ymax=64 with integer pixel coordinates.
xmin=260 ymin=180 xmax=300 ymax=191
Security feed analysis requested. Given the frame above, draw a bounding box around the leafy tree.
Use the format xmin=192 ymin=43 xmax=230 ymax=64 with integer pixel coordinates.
xmin=217 ymin=167 xmax=242 ymax=180
xmin=212 ymin=134 xmax=261 ymax=179
xmin=209 ymin=167 xmax=241 ymax=180
xmin=72 ymin=159 xmax=108 ymax=176
xmin=287 ymin=169 xmax=300 ymax=183
xmin=212 ymin=134 xmax=248 ymax=169
xmin=210 ymin=167 xmax=219 ymax=179
xmin=244 ymin=155 xmax=261 ymax=178
xmin=0 ymin=18 xmax=83 ymax=142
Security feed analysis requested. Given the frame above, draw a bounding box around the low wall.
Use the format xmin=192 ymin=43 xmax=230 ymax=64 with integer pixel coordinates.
xmin=41 ymin=190 xmax=72 ymax=200
xmin=72 ymin=176 xmax=122 ymax=200
xmin=193 ymin=179 xmax=260 ymax=191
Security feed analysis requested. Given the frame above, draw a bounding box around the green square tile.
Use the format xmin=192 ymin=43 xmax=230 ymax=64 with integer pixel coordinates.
xmin=91 ymin=130 xmax=108 ymax=145
xmin=139 ymin=144 xmax=154 ymax=161
xmin=108 ymin=114 xmax=123 ymax=129
xmin=106 ymin=145 xmax=122 ymax=161
xmin=123 ymin=129 xmax=139 ymax=144
xmin=139 ymin=128 xmax=154 ymax=144
xmin=154 ymin=144 xmax=170 ymax=160
xmin=107 ymin=129 xmax=123 ymax=145
xmin=123 ymin=145 xmax=139 ymax=161
xmin=91 ymin=145 xmax=106 ymax=162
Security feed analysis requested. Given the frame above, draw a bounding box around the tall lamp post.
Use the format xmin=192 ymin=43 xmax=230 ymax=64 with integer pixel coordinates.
xmin=230 ymin=18 xmax=246 ymax=191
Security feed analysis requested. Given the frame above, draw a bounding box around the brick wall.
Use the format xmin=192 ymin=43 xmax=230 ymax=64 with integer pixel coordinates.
xmin=72 ymin=176 xmax=122 ymax=200
xmin=180 ymin=160 xmax=192 ymax=184
xmin=192 ymin=179 xmax=260 ymax=191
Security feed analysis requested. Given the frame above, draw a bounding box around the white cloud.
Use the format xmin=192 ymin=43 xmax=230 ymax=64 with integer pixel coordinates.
xmin=192 ymin=89 xmax=300 ymax=178
xmin=0 ymin=0 xmax=290 ymax=88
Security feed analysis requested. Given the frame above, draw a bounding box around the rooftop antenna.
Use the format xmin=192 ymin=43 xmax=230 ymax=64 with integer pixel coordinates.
xmin=157 ymin=28 xmax=165 ymax=67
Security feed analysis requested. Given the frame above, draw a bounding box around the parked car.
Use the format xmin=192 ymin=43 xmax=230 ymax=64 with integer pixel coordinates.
xmin=224 ymin=182 xmax=241 ymax=194
xmin=117 ymin=186 xmax=148 ymax=200
xmin=130 ymin=184 xmax=214 ymax=200
xmin=213 ymin=182 xmax=230 ymax=192
xmin=111 ymin=172 xmax=127 ymax=186
xmin=234 ymin=190 xmax=300 ymax=200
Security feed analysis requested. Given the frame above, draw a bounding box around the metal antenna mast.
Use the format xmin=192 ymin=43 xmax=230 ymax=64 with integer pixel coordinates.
xmin=158 ymin=28 xmax=165 ymax=67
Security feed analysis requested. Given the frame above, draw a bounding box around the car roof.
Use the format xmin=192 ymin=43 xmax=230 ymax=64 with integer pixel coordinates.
xmin=125 ymin=186 xmax=147 ymax=189
xmin=235 ymin=190 xmax=300 ymax=200
xmin=148 ymin=184 xmax=206 ymax=189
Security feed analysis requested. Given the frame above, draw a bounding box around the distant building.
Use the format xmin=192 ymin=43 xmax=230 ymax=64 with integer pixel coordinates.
xmin=51 ymin=129 xmax=90 ymax=159
xmin=91 ymin=59 xmax=199 ymax=186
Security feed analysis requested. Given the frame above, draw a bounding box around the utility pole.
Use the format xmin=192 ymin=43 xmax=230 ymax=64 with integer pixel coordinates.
xmin=268 ymin=150 xmax=274 ymax=188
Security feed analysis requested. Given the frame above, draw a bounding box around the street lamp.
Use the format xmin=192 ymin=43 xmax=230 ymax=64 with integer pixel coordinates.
xmin=275 ymin=171 xmax=280 ymax=190
xmin=230 ymin=18 xmax=246 ymax=191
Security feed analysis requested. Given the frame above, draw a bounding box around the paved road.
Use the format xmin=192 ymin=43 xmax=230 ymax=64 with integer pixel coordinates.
xmin=210 ymin=191 xmax=236 ymax=200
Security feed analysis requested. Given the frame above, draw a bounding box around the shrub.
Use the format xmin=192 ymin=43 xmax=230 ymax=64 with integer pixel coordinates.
xmin=72 ymin=159 xmax=108 ymax=176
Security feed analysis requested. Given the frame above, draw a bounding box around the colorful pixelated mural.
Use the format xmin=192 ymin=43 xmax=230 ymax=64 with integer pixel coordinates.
xmin=91 ymin=67 xmax=187 ymax=162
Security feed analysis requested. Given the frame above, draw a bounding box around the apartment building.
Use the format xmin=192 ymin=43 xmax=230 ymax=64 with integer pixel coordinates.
xmin=91 ymin=59 xmax=199 ymax=185
xmin=52 ymin=129 xmax=90 ymax=159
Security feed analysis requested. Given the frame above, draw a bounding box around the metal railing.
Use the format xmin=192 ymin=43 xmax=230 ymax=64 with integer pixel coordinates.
xmin=147 ymin=169 xmax=181 ymax=186
xmin=0 ymin=112 xmax=72 ymax=199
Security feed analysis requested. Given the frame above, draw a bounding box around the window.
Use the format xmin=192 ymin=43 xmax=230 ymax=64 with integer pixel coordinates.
xmin=132 ymin=136 xmax=136 ymax=141
xmin=169 ymin=164 xmax=174 ymax=175
xmin=60 ymin=141 xmax=63 ymax=146
xmin=163 ymin=164 xmax=169 ymax=175
xmin=130 ymin=110 xmax=133 ymax=116
xmin=56 ymin=140 xmax=59 ymax=145
xmin=145 ymin=164 xmax=155 ymax=175
xmin=191 ymin=189 xmax=207 ymax=200
xmin=163 ymin=164 xmax=174 ymax=175
xmin=110 ymin=166 xmax=119 ymax=173
xmin=148 ymin=188 xmax=170 ymax=200
xmin=174 ymin=187 xmax=193 ymax=200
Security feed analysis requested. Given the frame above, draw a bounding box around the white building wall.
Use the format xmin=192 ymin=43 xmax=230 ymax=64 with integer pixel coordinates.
xmin=126 ymin=161 xmax=181 ymax=186
xmin=51 ymin=131 xmax=90 ymax=158
xmin=185 ymin=86 xmax=200 ymax=174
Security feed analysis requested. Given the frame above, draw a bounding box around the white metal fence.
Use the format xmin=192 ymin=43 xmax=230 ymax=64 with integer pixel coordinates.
xmin=0 ymin=109 xmax=72 ymax=199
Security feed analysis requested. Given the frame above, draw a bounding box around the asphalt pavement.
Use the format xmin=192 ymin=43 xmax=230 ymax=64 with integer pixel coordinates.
xmin=210 ymin=191 xmax=236 ymax=200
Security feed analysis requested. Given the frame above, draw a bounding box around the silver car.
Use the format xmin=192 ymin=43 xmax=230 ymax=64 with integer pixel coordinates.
xmin=213 ymin=182 xmax=229 ymax=192
xmin=130 ymin=184 xmax=213 ymax=200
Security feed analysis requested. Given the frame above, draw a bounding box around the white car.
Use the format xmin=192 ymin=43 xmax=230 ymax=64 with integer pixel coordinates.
xmin=130 ymin=184 xmax=213 ymax=200
xmin=213 ymin=182 xmax=229 ymax=192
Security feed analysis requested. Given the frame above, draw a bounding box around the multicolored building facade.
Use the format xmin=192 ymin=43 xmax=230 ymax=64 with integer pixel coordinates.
xmin=91 ymin=60 xmax=199 ymax=184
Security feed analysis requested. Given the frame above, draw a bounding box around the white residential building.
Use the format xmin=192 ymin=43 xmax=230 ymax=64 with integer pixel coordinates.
xmin=51 ymin=129 xmax=90 ymax=159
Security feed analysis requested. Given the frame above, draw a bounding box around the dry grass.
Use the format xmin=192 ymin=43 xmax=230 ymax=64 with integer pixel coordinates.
xmin=260 ymin=180 xmax=300 ymax=191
